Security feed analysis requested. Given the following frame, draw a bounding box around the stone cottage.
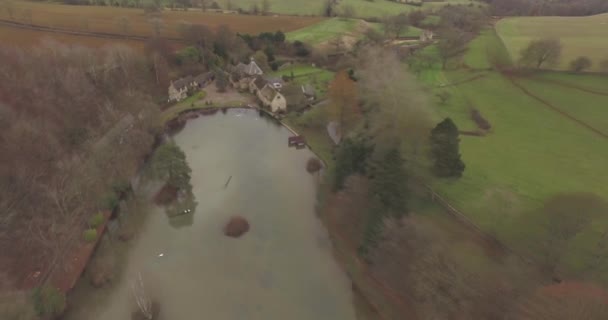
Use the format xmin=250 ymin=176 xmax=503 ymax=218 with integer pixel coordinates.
xmin=167 ymin=76 xmax=194 ymax=102
xmin=168 ymin=72 xmax=214 ymax=102
xmin=249 ymin=76 xmax=286 ymax=113
xmin=420 ymin=30 xmax=434 ymax=42
xmin=230 ymin=58 xmax=264 ymax=90
xmin=259 ymin=85 xmax=286 ymax=113
xmin=193 ymin=72 xmax=214 ymax=89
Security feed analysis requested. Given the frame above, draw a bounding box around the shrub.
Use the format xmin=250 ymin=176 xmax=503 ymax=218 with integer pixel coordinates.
xmin=295 ymin=46 xmax=311 ymax=57
xmin=306 ymin=157 xmax=322 ymax=173
xmin=100 ymin=192 xmax=119 ymax=210
xmin=569 ymin=56 xmax=592 ymax=73
xmin=32 ymin=285 xmax=66 ymax=317
xmin=83 ymin=229 xmax=98 ymax=243
xmin=471 ymin=108 xmax=491 ymax=130
xmin=88 ymin=213 xmax=105 ymax=228
xmin=112 ymin=180 xmax=131 ymax=194
xmin=270 ymin=61 xmax=279 ymax=71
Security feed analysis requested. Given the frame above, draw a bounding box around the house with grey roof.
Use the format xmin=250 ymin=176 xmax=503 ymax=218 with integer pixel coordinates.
xmin=168 ymin=72 xmax=215 ymax=103
xmin=168 ymin=75 xmax=194 ymax=102
xmin=231 ymin=58 xmax=265 ymax=91
xmin=258 ymin=85 xmax=286 ymax=113
xmin=235 ymin=58 xmax=264 ymax=77
xmin=249 ymin=75 xmax=286 ymax=113
xmin=193 ymin=72 xmax=214 ymax=89
xmin=301 ymin=84 xmax=316 ymax=101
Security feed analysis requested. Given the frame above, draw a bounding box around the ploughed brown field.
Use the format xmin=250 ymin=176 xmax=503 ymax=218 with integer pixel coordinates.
xmin=0 ymin=1 xmax=323 ymax=49
xmin=0 ymin=25 xmax=148 ymax=50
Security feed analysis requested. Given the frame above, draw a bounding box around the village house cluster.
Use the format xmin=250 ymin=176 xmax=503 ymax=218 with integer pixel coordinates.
xmin=167 ymin=58 xmax=316 ymax=114
xmin=167 ymin=72 xmax=214 ymax=103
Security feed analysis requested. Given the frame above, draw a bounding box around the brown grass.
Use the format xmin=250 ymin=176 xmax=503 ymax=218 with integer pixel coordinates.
xmin=0 ymin=25 xmax=146 ymax=50
xmin=4 ymin=1 xmax=323 ymax=38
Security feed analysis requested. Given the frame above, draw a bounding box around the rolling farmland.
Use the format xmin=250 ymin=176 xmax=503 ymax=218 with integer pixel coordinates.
xmin=0 ymin=1 xmax=323 ymax=43
xmin=223 ymin=0 xmax=480 ymax=18
xmin=497 ymin=14 xmax=608 ymax=71
xmin=420 ymin=27 xmax=608 ymax=283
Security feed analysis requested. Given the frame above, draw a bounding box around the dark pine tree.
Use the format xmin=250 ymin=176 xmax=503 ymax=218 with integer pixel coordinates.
xmin=333 ymin=137 xmax=374 ymax=191
xmin=430 ymin=118 xmax=465 ymax=178
xmin=371 ymin=147 xmax=407 ymax=217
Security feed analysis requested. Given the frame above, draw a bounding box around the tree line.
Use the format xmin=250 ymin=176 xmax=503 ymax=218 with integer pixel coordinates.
xmin=0 ymin=42 xmax=161 ymax=306
xmin=483 ymin=0 xmax=608 ymax=16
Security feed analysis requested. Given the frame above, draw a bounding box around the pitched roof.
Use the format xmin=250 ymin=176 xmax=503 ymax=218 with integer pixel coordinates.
xmin=235 ymin=59 xmax=264 ymax=76
xmin=235 ymin=62 xmax=248 ymax=74
xmin=172 ymin=75 xmax=193 ymax=90
xmin=265 ymin=77 xmax=284 ymax=85
xmin=301 ymin=84 xmax=315 ymax=96
xmin=194 ymin=72 xmax=213 ymax=85
xmin=281 ymin=84 xmax=308 ymax=110
xmin=253 ymin=76 xmax=268 ymax=90
xmin=245 ymin=60 xmax=263 ymax=75
xmin=260 ymin=85 xmax=278 ymax=101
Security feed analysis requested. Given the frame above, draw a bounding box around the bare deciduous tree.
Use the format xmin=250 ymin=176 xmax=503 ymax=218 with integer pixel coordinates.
xmin=131 ymin=272 xmax=153 ymax=319
xmin=437 ymin=29 xmax=470 ymax=69
xmin=519 ymin=38 xmax=562 ymax=69
xmin=356 ymin=47 xmax=433 ymax=161
xmin=384 ymin=13 xmax=409 ymax=39
xmin=261 ymin=0 xmax=271 ymax=15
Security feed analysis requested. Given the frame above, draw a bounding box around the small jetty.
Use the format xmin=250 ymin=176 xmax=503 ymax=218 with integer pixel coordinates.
xmin=288 ymin=136 xmax=306 ymax=149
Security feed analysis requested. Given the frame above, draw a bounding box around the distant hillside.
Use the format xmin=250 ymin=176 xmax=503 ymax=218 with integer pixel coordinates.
xmin=497 ymin=13 xmax=608 ymax=71
xmin=483 ymin=0 xmax=608 ymax=16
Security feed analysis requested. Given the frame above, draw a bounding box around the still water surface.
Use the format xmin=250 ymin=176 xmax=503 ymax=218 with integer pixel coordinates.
xmin=67 ymin=109 xmax=356 ymax=320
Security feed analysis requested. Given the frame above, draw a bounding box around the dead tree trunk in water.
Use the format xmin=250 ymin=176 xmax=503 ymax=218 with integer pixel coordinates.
xmin=131 ymin=272 xmax=153 ymax=319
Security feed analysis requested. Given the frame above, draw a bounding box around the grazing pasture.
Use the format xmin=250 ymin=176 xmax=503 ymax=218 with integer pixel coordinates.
xmin=286 ymin=18 xmax=362 ymax=45
xmin=417 ymin=27 xmax=608 ymax=283
xmin=286 ymin=18 xmax=423 ymax=49
xmin=1 ymin=1 xmax=323 ymax=39
xmin=496 ymin=14 xmax=608 ymax=71
xmin=271 ymin=64 xmax=335 ymax=97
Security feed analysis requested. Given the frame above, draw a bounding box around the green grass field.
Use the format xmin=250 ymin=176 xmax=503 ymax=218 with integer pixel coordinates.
xmin=370 ymin=22 xmax=422 ymax=38
xmin=530 ymin=72 xmax=608 ymax=94
xmin=416 ymin=27 xmax=608 ymax=283
xmin=227 ymin=0 xmax=480 ymax=18
xmin=464 ymin=29 xmax=513 ymax=69
xmin=496 ymin=14 xmax=608 ymax=71
xmin=512 ymin=76 xmax=608 ymax=135
xmin=272 ymin=64 xmax=335 ymax=97
xmin=286 ymin=18 xmax=422 ymax=48
xmin=286 ymin=18 xmax=361 ymax=44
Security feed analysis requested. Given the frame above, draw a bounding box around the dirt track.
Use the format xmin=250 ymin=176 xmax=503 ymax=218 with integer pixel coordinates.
xmin=0 ymin=19 xmax=182 ymax=42
xmin=506 ymin=75 xmax=608 ymax=139
xmin=529 ymin=76 xmax=608 ymax=96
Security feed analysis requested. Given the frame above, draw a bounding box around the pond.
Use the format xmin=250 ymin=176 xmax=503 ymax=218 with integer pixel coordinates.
xmin=65 ymin=109 xmax=357 ymax=320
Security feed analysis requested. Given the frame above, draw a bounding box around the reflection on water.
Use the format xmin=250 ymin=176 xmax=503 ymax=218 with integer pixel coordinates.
xmin=165 ymin=193 xmax=197 ymax=229
xmin=66 ymin=109 xmax=356 ymax=320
